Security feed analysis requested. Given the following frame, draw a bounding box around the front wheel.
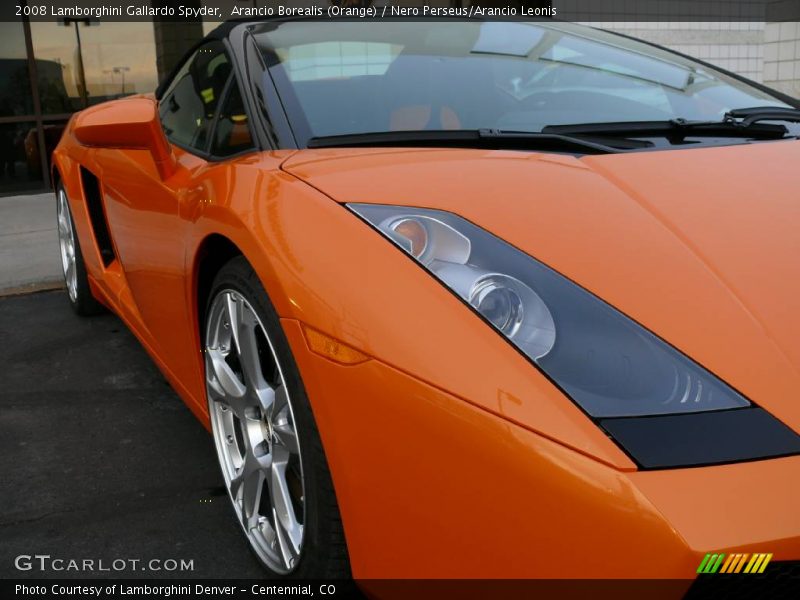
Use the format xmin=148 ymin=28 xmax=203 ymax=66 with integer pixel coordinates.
xmin=204 ymin=257 xmax=350 ymax=578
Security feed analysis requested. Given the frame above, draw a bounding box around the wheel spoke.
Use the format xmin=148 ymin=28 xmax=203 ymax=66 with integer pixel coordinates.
xmin=61 ymin=196 xmax=75 ymax=239
xmin=207 ymin=347 xmax=246 ymax=400
xmin=230 ymin=452 xmax=263 ymax=498
xmin=270 ymin=451 xmax=303 ymax=558
xmin=205 ymin=354 xmax=226 ymax=398
xmin=273 ymin=512 xmax=297 ymax=568
xmin=272 ymin=400 xmax=299 ymax=455
xmin=65 ymin=260 xmax=76 ymax=289
xmin=224 ymin=293 xmax=242 ymax=353
xmin=208 ymin=387 xmax=249 ymax=422
xmin=242 ymin=468 xmax=266 ymax=529
xmin=253 ymin=384 xmax=276 ymax=416
xmin=59 ymin=246 xmax=69 ymax=276
xmin=237 ymin=304 xmax=268 ymax=392
xmin=270 ymin=384 xmax=288 ymax=419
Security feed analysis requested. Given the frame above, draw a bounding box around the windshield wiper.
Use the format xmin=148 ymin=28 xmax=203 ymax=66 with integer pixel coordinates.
xmin=543 ymin=117 xmax=790 ymax=140
xmin=306 ymin=129 xmax=651 ymax=154
xmin=726 ymin=106 xmax=800 ymax=126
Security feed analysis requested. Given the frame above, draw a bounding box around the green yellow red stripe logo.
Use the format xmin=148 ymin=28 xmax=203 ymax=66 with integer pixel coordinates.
xmin=697 ymin=552 xmax=772 ymax=574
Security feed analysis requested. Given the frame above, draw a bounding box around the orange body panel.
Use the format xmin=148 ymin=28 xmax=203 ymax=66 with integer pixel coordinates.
xmin=51 ymin=97 xmax=800 ymax=580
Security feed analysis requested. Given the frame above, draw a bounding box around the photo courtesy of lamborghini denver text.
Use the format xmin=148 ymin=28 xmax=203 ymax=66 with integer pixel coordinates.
xmin=2 ymin=0 xmax=796 ymax=594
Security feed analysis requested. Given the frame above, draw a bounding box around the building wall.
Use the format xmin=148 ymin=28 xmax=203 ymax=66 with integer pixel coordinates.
xmin=559 ymin=0 xmax=800 ymax=95
xmin=598 ymin=21 xmax=800 ymax=97
xmin=764 ymin=21 xmax=800 ymax=96
xmin=593 ymin=22 xmax=767 ymax=82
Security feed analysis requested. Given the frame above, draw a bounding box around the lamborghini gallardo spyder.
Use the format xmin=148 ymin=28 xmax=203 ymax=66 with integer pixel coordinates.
xmin=52 ymin=19 xmax=800 ymax=582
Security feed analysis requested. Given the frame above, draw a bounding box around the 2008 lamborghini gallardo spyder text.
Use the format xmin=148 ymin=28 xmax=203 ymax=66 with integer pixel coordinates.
xmin=52 ymin=19 xmax=800 ymax=582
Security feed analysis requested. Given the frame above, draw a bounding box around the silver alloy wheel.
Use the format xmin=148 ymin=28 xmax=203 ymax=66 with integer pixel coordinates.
xmin=205 ymin=290 xmax=306 ymax=573
xmin=56 ymin=188 xmax=78 ymax=302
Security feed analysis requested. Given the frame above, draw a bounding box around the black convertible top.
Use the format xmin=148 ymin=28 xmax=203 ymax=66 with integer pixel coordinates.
xmin=154 ymin=18 xmax=264 ymax=99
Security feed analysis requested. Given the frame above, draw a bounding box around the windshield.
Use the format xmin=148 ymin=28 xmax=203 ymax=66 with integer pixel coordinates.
xmin=252 ymin=20 xmax=792 ymax=145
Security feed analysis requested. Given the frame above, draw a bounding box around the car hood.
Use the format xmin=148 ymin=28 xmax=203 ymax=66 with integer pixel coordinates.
xmin=282 ymin=142 xmax=800 ymax=432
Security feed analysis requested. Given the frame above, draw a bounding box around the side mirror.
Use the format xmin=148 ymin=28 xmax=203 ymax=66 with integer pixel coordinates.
xmin=72 ymin=97 xmax=176 ymax=180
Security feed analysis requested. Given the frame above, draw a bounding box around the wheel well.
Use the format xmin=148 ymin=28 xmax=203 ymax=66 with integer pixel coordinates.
xmin=195 ymin=234 xmax=243 ymax=341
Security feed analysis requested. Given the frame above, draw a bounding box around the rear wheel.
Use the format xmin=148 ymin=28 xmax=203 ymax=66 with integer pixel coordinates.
xmin=56 ymin=184 xmax=103 ymax=316
xmin=204 ymin=257 xmax=350 ymax=578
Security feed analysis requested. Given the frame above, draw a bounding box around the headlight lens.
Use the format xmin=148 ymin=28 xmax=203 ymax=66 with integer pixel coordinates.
xmin=350 ymin=204 xmax=749 ymax=418
xmin=470 ymin=275 xmax=524 ymax=337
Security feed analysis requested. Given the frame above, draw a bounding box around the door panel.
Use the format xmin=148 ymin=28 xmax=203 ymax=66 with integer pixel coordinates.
xmin=94 ymin=147 xmax=202 ymax=389
xmin=90 ymin=40 xmax=239 ymax=395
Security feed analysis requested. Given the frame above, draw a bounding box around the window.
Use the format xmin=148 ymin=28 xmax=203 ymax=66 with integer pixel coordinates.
xmin=210 ymin=80 xmax=254 ymax=157
xmin=0 ymin=20 xmax=36 ymax=117
xmin=276 ymin=42 xmax=401 ymax=81
xmin=159 ymin=41 xmax=231 ymax=153
xmin=253 ymin=21 xmax=791 ymax=143
xmin=29 ymin=21 xmax=159 ymax=113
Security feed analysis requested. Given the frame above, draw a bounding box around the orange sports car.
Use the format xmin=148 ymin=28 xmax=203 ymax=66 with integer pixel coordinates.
xmin=51 ymin=19 xmax=800 ymax=586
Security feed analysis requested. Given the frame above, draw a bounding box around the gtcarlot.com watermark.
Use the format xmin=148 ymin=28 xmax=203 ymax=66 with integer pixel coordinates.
xmin=14 ymin=554 xmax=194 ymax=573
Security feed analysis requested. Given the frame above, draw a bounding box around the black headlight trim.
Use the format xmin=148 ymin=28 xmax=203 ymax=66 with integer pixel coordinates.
xmin=601 ymin=407 xmax=800 ymax=469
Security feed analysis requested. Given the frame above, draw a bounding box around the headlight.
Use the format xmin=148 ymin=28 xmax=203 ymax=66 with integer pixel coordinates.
xmin=384 ymin=213 xmax=554 ymax=359
xmin=356 ymin=205 xmax=747 ymax=417
xmin=351 ymin=204 xmax=800 ymax=468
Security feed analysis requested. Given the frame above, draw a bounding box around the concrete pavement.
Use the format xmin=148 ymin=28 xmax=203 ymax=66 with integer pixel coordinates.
xmin=0 ymin=197 xmax=268 ymax=578
xmin=0 ymin=194 xmax=267 ymax=578
xmin=0 ymin=290 xmax=266 ymax=578
xmin=0 ymin=191 xmax=64 ymax=295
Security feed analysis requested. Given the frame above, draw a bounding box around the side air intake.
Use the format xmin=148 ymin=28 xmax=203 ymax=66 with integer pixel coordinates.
xmin=79 ymin=167 xmax=116 ymax=267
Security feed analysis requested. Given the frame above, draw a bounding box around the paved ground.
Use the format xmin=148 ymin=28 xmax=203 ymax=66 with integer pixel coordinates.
xmin=0 ymin=290 xmax=265 ymax=579
xmin=0 ymin=192 xmax=64 ymax=295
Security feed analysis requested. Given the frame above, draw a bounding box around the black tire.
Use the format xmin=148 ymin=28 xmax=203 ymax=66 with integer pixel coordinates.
xmin=205 ymin=256 xmax=350 ymax=579
xmin=56 ymin=182 xmax=104 ymax=317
